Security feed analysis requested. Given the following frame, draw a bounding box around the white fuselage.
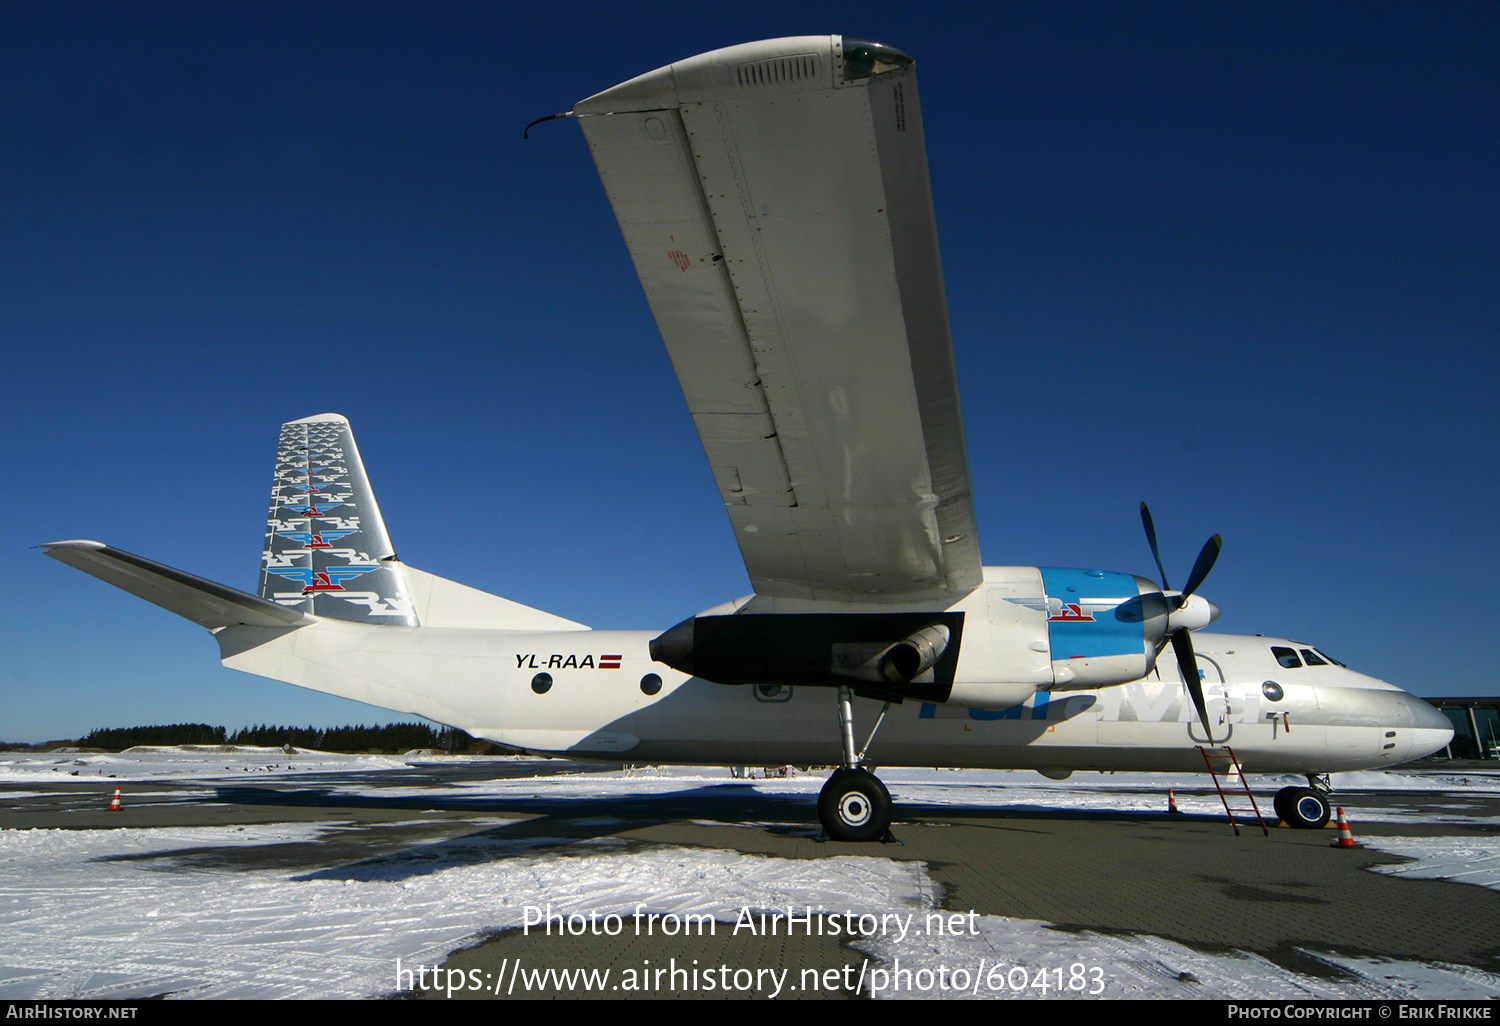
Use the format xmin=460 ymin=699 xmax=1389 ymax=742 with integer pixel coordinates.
xmin=215 ymin=599 xmax=1451 ymax=777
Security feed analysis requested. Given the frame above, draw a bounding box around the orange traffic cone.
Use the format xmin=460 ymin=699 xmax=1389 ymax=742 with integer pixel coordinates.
xmin=1167 ymin=789 xmax=1183 ymax=814
xmin=108 ymin=786 xmax=122 ymax=811
xmin=1330 ymin=806 xmax=1359 ymax=848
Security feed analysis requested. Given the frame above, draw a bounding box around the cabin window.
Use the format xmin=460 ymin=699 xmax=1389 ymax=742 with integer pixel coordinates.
xmin=1272 ymin=646 xmax=1302 ymax=669
xmin=1262 ymin=681 xmax=1284 ymax=702
xmin=531 ymin=672 xmax=553 ymax=694
xmin=640 ymin=673 xmax=662 ymax=696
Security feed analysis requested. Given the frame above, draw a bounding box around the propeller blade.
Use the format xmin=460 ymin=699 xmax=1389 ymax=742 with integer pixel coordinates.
xmin=1140 ymin=502 xmax=1170 ymax=591
xmin=1171 ymin=629 xmax=1217 ymax=744
xmin=1178 ymin=534 xmax=1222 ymax=607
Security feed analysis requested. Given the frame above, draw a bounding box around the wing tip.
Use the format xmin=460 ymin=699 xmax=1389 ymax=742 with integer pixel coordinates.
xmin=40 ymin=539 xmax=106 ymax=552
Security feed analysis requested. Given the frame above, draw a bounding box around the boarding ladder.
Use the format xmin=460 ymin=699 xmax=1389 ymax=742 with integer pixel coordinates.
xmin=1197 ymin=746 xmax=1269 ymax=837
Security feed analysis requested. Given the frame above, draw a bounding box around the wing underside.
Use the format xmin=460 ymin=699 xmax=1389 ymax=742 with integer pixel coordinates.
xmin=575 ymin=36 xmax=981 ymax=605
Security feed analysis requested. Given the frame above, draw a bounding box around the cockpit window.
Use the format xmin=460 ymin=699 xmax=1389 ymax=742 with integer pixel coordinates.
xmin=1271 ymin=646 xmax=1302 ymax=669
xmin=1300 ymin=648 xmax=1328 ymax=666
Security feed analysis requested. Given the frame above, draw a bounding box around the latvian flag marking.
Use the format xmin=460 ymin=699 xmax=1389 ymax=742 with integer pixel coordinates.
xmin=599 ymin=655 xmax=622 ymax=669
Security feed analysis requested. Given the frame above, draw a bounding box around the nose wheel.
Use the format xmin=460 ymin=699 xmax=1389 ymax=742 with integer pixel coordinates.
xmin=1272 ymin=786 xmax=1331 ymax=829
xmin=817 ymin=686 xmax=898 ymax=842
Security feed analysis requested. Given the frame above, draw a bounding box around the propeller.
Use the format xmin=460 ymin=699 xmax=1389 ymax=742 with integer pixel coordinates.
xmin=1140 ymin=503 xmax=1223 ymax=743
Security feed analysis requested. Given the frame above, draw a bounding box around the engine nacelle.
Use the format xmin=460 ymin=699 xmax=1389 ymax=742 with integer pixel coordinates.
xmin=647 ymin=567 xmax=1221 ymax=702
xmin=649 ymin=611 xmax=967 ymax=703
xmin=1040 ymin=568 xmax=1164 ymax=689
xmin=877 ymin=624 xmax=952 ymax=683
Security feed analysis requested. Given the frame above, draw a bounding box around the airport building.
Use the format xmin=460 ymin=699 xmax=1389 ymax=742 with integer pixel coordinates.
xmin=1426 ymin=697 xmax=1500 ymax=760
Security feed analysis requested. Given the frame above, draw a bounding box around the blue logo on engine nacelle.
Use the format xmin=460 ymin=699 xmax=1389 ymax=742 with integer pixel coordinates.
xmin=1038 ymin=568 xmax=1143 ymax=660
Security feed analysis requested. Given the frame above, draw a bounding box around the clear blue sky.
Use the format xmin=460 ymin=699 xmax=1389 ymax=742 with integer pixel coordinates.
xmin=3 ymin=2 xmax=1495 ymax=742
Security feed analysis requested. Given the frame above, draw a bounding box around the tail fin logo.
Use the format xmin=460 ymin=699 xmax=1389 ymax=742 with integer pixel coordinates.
xmin=259 ymin=415 xmax=418 ymax=626
xmin=275 ymin=531 xmax=354 ymax=549
xmin=267 ymin=566 xmax=379 ymax=592
xmin=285 ymin=503 xmax=347 ymax=517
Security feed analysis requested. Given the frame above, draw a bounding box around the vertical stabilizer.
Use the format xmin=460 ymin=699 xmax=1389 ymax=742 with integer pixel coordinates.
xmin=258 ymin=414 xmax=419 ymax=626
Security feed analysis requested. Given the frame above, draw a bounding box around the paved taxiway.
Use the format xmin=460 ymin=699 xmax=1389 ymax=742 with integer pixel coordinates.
xmin=5 ymin=760 xmax=1499 ymax=999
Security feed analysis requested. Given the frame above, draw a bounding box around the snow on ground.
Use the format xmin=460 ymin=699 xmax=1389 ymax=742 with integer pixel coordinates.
xmin=2 ymin=750 xmax=1499 ymax=1000
xmin=3 ymin=820 xmax=1498 ymax=1001
xmin=0 ymin=824 xmax=931 ymax=1000
xmin=854 ymin=916 xmax=1500 ymax=1000
xmin=0 ymin=747 xmax=454 ymax=783
xmin=1360 ymin=836 xmax=1500 ymax=892
xmin=6 ymin=749 xmax=1497 ymax=794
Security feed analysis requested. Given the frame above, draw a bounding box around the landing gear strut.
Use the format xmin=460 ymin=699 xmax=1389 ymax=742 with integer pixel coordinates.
xmin=817 ymin=686 xmax=895 ymax=842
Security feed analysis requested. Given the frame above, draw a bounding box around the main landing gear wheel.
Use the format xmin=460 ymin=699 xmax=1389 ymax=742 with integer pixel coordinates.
xmin=1273 ymin=786 xmax=1331 ymax=829
xmin=818 ymin=768 xmax=892 ymax=842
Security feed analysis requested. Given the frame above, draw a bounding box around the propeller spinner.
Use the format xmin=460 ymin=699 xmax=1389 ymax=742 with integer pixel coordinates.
xmin=1140 ymin=503 xmax=1223 ymax=743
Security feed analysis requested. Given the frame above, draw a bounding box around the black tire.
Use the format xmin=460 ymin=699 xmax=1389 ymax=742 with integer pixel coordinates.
xmin=818 ymin=768 xmax=893 ymax=842
xmin=1273 ymin=786 xmax=1331 ymax=829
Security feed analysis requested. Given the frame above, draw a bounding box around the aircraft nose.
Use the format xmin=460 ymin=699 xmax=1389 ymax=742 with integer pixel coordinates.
xmin=1408 ymin=696 xmax=1453 ymax=733
xmin=1400 ymin=692 xmax=1455 ymax=759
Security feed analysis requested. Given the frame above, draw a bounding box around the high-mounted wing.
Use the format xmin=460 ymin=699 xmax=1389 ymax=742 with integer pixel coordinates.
xmin=575 ymin=36 xmax=981 ymax=605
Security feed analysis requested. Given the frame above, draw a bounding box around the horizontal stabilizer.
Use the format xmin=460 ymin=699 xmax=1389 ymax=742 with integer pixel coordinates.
xmin=42 ymin=541 xmax=310 ymax=630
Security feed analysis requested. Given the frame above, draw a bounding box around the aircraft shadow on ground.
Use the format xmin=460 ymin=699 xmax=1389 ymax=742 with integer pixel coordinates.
xmin=95 ymin=779 xmax=1223 ymax=882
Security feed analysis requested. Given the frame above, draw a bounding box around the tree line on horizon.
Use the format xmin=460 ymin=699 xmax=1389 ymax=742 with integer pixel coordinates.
xmin=76 ymin=722 xmax=493 ymax=753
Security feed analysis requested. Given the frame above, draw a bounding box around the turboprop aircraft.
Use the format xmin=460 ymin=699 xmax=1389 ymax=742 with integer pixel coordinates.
xmin=43 ymin=36 xmax=1451 ymax=842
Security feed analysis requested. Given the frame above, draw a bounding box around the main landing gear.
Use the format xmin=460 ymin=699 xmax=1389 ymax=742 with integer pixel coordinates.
xmin=819 ymin=768 xmax=892 ymax=842
xmin=818 ymin=686 xmax=897 ymax=842
xmin=1272 ymin=774 xmax=1333 ymax=829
